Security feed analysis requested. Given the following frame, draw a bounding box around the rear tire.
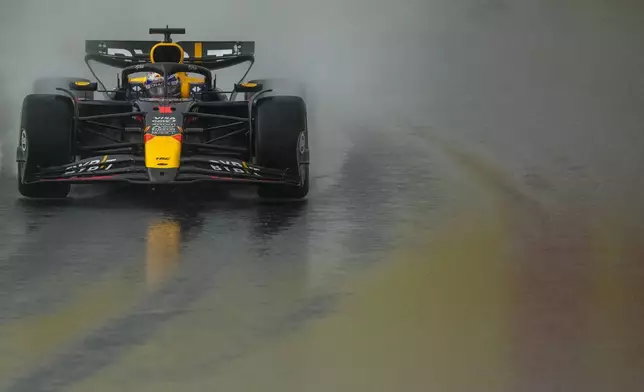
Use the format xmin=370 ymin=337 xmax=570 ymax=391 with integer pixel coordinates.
xmin=245 ymin=78 xmax=306 ymax=101
xmin=33 ymin=76 xmax=94 ymax=100
xmin=254 ymin=96 xmax=309 ymax=199
xmin=17 ymin=94 xmax=74 ymax=198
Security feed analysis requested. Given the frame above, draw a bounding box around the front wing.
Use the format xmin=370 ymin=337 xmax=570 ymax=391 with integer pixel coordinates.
xmin=25 ymin=155 xmax=303 ymax=186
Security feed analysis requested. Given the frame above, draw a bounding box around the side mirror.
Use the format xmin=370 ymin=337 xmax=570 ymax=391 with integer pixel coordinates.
xmin=69 ymin=80 xmax=98 ymax=92
xmin=234 ymin=82 xmax=263 ymax=93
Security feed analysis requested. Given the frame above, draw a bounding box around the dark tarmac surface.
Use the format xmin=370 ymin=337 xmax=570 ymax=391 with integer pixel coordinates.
xmin=1 ymin=122 xmax=644 ymax=392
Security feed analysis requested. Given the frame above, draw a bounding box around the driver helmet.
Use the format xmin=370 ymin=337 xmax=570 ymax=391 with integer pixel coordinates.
xmin=143 ymin=72 xmax=180 ymax=98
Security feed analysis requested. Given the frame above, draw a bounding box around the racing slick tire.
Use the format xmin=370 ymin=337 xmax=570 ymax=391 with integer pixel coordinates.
xmin=17 ymin=94 xmax=74 ymax=198
xmin=254 ymin=96 xmax=309 ymax=200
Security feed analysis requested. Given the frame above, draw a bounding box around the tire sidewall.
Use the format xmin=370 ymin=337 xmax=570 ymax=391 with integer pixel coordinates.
xmin=19 ymin=94 xmax=74 ymax=182
xmin=254 ymin=95 xmax=310 ymax=198
xmin=17 ymin=127 xmax=29 ymax=182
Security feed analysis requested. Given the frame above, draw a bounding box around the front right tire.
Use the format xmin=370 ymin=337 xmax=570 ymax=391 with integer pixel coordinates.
xmin=254 ymin=95 xmax=310 ymax=199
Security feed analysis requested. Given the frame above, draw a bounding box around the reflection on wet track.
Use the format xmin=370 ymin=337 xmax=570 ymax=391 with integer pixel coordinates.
xmin=1 ymin=126 xmax=643 ymax=392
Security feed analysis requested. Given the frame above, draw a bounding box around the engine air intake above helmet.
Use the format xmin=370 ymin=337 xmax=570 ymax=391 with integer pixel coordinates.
xmin=150 ymin=43 xmax=184 ymax=63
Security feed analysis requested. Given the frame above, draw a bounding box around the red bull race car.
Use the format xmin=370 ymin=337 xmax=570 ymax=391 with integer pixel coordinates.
xmin=16 ymin=27 xmax=310 ymax=199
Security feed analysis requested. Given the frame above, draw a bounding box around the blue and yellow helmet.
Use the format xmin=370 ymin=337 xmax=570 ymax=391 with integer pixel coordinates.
xmin=143 ymin=72 xmax=180 ymax=98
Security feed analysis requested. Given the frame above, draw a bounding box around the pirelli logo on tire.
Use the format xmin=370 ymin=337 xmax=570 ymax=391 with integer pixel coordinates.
xmin=298 ymin=132 xmax=306 ymax=154
xmin=20 ymin=129 xmax=27 ymax=152
xmin=297 ymin=131 xmax=309 ymax=164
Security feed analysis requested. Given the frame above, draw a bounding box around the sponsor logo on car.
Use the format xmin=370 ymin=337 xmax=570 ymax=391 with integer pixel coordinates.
xmin=152 ymin=116 xmax=176 ymax=124
xmin=149 ymin=116 xmax=179 ymax=135
xmin=209 ymin=159 xmax=261 ymax=177
xmin=63 ymin=155 xmax=117 ymax=175
xmin=150 ymin=126 xmax=177 ymax=134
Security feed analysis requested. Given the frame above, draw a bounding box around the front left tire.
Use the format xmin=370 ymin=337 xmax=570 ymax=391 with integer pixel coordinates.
xmin=17 ymin=94 xmax=74 ymax=198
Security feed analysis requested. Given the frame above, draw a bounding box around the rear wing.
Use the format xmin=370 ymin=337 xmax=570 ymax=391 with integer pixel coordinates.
xmin=85 ymin=40 xmax=255 ymax=58
xmin=84 ymin=39 xmax=255 ymax=70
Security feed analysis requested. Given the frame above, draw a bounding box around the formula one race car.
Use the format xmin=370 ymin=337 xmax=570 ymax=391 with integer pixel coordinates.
xmin=16 ymin=27 xmax=309 ymax=199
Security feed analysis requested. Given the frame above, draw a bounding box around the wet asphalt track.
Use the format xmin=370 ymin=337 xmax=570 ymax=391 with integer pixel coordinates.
xmin=1 ymin=122 xmax=644 ymax=392
xmin=0 ymin=127 xmax=444 ymax=391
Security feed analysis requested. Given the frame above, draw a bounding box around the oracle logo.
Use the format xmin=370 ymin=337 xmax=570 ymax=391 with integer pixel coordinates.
xmin=106 ymin=48 xmax=233 ymax=58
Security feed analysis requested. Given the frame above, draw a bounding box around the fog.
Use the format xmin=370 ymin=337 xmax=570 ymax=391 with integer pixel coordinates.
xmin=1 ymin=0 xmax=643 ymax=202
xmin=0 ymin=0 xmax=435 ymax=179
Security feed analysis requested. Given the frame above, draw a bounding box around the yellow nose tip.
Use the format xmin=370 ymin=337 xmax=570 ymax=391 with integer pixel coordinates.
xmin=145 ymin=135 xmax=182 ymax=169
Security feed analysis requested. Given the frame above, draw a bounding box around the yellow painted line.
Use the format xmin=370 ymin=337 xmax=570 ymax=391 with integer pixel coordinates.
xmin=583 ymin=212 xmax=644 ymax=389
xmin=0 ymin=268 xmax=145 ymax=389
xmin=0 ymin=217 xmax=190 ymax=390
